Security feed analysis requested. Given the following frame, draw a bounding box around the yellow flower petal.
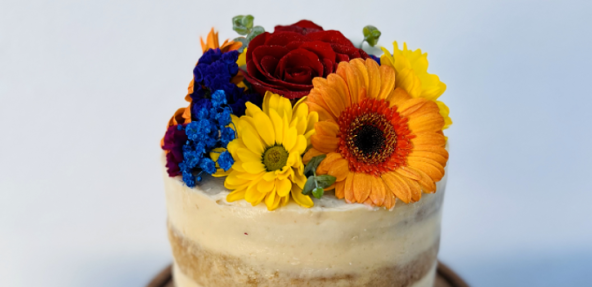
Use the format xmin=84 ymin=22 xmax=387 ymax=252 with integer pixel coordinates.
xmin=237 ymin=148 xmax=261 ymax=163
xmin=264 ymin=188 xmax=276 ymax=210
xmin=242 ymin=161 xmax=265 ymax=174
xmin=242 ymin=128 xmax=264 ymax=154
xmin=253 ymin=112 xmax=275 ymax=147
xmin=226 ymin=189 xmax=246 ymax=202
xmin=276 ymin=178 xmax=291 ymax=197
xmin=269 ymin=109 xmax=284 ymax=144
xmin=257 ymin=179 xmax=275 ymax=193
xmin=283 ymin=127 xmax=297 ymax=151
xmin=245 ymin=181 xmax=266 ymax=206
xmin=291 ymin=185 xmax=313 ymax=208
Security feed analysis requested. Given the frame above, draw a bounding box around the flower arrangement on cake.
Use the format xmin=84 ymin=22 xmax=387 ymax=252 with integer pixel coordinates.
xmin=162 ymin=16 xmax=451 ymax=211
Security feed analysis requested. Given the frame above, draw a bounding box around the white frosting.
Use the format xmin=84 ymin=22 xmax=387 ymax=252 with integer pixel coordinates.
xmin=165 ymin=167 xmax=445 ymax=279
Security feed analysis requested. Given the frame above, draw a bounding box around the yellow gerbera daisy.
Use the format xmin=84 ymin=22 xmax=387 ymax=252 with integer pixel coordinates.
xmin=304 ymin=59 xmax=448 ymax=209
xmin=224 ymin=91 xmax=318 ymax=210
xmin=381 ymin=41 xmax=452 ymax=129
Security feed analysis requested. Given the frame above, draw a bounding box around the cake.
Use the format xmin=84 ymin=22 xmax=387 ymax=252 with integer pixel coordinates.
xmin=161 ymin=16 xmax=451 ymax=287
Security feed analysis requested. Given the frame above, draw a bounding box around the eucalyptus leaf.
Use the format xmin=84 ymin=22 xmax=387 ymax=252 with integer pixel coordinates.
xmin=316 ymin=175 xmax=336 ymax=188
xmin=232 ymin=15 xmax=249 ymax=35
xmin=246 ymin=26 xmax=265 ymax=42
xmin=304 ymin=154 xmax=326 ymax=176
xmin=302 ymin=176 xmax=316 ymax=195
xmin=363 ymin=25 xmax=381 ymax=47
xmin=312 ymin=187 xmax=324 ymax=199
xmin=242 ymin=15 xmax=254 ymax=30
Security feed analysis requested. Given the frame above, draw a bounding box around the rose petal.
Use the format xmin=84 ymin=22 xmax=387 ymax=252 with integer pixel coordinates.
xmin=260 ymin=56 xmax=279 ymax=77
xmin=265 ymin=32 xmax=309 ymax=46
xmin=307 ymin=30 xmax=355 ymax=46
xmin=276 ymin=48 xmax=323 ymax=81
xmin=246 ymin=32 xmax=269 ymax=62
xmin=284 ymin=66 xmax=313 ymax=84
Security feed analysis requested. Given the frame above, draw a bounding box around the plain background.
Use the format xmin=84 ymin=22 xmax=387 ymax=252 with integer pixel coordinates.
xmin=1 ymin=0 xmax=592 ymax=286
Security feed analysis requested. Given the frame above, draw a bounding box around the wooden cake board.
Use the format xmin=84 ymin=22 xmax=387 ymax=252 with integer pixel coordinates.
xmin=147 ymin=261 xmax=469 ymax=287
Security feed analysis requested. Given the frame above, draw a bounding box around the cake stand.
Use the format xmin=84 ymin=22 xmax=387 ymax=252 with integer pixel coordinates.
xmin=147 ymin=262 xmax=469 ymax=287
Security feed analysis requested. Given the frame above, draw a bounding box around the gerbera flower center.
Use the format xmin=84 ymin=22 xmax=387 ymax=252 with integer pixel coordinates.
xmin=262 ymin=145 xmax=289 ymax=171
xmin=352 ymin=124 xmax=386 ymax=156
xmin=337 ymin=98 xmax=412 ymax=176
xmin=344 ymin=112 xmax=397 ymax=164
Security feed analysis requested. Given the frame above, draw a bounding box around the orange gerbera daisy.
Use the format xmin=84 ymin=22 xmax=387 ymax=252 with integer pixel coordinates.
xmin=303 ymin=58 xmax=448 ymax=209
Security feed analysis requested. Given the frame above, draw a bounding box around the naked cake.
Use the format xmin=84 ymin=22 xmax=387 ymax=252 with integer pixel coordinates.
xmin=161 ymin=16 xmax=451 ymax=287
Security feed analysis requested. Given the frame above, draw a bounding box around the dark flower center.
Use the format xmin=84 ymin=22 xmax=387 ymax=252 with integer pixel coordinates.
xmin=353 ymin=125 xmax=385 ymax=156
xmin=344 ymin=112 xmax=397 ymax=165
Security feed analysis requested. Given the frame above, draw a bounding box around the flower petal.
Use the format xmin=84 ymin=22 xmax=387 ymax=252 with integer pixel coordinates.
xmin=226 ymin=188 xmax=246 ymax=202
xmin=291 ymin=185 xmax=313 ymax=208
xmin=335 ymin=179 xmax=346 ymax=199
xmin=242 ymin=127 xmax=265 ymax=154
xmin=369 ymin=176 xmax=386 ymax=206
xmin=353 ymin=173 xmax=371 ymax=203
xmin=283 ymin=126 xmax=297 ymax=151
xmin=377 ymin=65 xmax=395 ymax=100
xmin=344 ymin=172 xmax=355 ymax=203
xmin=276 ymin=178 xmax=292 ymax=197
xmin=382 ymin=172 xmax=411 ymax=204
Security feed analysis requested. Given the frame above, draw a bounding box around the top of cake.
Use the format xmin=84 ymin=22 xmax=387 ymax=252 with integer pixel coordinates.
xmin=161 ymin=16 xmax=451 ymax=211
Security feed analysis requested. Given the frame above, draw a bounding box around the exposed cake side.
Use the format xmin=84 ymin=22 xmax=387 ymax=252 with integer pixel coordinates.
xmin=164 ymin=167 xmax=446 ymax=287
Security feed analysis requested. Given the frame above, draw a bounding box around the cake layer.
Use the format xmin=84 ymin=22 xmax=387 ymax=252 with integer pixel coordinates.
xmin=163 ymin=165 xmax=446 ymax=287
xmin=169 ymin=224 xmax=439 ymax=287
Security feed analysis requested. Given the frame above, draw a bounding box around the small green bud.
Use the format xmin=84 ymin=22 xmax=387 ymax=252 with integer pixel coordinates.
xmin=312 ymin=187 xmax=324 ymax=199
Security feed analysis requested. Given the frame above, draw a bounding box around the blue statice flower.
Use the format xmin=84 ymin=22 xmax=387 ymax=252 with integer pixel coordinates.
xmin=177 ymin=89 xmax=238 ymax=187
xmin=220 ymin=127 xmax=235 ymax=145
xmin=199 ymin=158 xmax=217 ymax=175
xmin=217 ymin=151 xmax=234 ymax=171
xmin=190 ymin=48 xmax=261 ymax=117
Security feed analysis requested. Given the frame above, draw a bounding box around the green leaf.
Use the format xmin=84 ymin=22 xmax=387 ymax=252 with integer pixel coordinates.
xmin=304 ymin=154 xmax=326 ymax=176
xmin=246 ymin=25 xmax=265 ymax=42
xmin=242 ymin=15 xmax=254 ymax=30
xmin=315 ymin=175 xmax=336 ymax=189
xmin=232 ymin=15 xmax=249 ymax=35
xmin=302 ymin=176 xmax=316 ymax=195
xmin=312 ymin=187 xmax=324 ymax=199
xmin=363 ymin=25 xmax=381 ymax=47
xmin=233 ymin=37 xmax=248 ymax=53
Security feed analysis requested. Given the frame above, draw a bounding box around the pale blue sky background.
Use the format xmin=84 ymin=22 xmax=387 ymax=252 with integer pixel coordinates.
xmin=1 ymin=0 xmax=591 ymax=286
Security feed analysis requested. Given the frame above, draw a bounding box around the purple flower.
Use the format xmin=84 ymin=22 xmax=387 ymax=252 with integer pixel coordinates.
xmin=162 ymin=124 xmax=188 ymax=177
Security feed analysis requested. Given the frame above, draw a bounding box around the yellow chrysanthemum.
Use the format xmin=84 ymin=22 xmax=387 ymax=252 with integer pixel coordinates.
xmin=223 ymin=92 xmax=318 ymax=210
xmin=381 ymin=42 xmax=452 ymax=129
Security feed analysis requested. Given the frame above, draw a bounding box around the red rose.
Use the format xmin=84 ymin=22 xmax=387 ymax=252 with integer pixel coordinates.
xmin=243 ymin=20 xmax=369 ymax=99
